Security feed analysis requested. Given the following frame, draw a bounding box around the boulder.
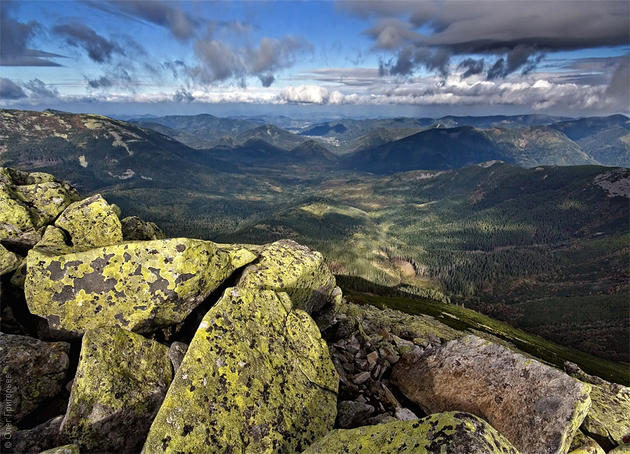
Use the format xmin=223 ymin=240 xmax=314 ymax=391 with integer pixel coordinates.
xmin=0 ymin=167 xmax=78 ymax=249
xmin=11 ymin=415 xmax=63 ymax=453
xmin=569 ymin=430 xmax=605 ymax=454
xmin=167 ymin=341 xmax=188 ymax=372
xmin=0 ymin=243 xmax=20 ymax=275
xmin=40 ymin=444 xmax=80 ymax=454
xmin=35 ymin=225 xmax=73 ymax=254
xmin=238 ymin=239 xmax=337 ymax=313
xmin=302 ymin=411 xmax=519 ymax=454
xmin=121 ymin=216 xmax=165 ymax=241
xmin=0 ymin=333 xmax=70 ymax=424
xmin=336 ymin=400 xmax=375 ymax=428
xmin=609 ymin=446 xmax=630 ymax=454
xmin=25 ymin=238 xmax=240 ymax=336
xmin=391 ymin=335 xmax=592 ymax=454
xmin=144 ymin=287 xmax=338 ymax=453
xmin=565 ymin=363 xmax=630 ymax=450
xmin=60 ymin=326 xmax=172 ymax=452
xmin=54 ymin=195 xmax=122 ymax=250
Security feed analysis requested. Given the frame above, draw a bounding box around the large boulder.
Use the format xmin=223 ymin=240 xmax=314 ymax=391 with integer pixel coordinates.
xmin=238 ymin=239 xmax=337 ymax=314
xmin=302 ymin=411 xmax=519 ymax=454
xmin=144 ymin=287 xmax=338 ymax=453
xmin=0 ymin=333 xmax=70 ymax=424
xmin=24 ymin=238 xmax=243 ymax=336
xmin=0 ymin=167 xmax=78 ymax=249
xmin=391 ymin=335 xmax=592 ymax=454
xmin=54 ymin=194 xmax=122 ymax=250
xmin=11 ymin=415 xmax=64 ymax=453
xmin=121 ymin=216 xmax=165 ymax=241
xmin=60 ymin=326 xmax=172 ymax=452
xmin=565 ymin=363 xmax=630 ymax=450
xmin=569 ymin=430 xmax=605 ymax=454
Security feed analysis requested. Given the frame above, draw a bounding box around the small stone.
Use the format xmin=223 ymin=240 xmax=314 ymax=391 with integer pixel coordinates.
xmin=336 ymin=400 xmax=375 ymax=428
xmin=168 ymin=341 xmax=188 ymax=372
xmin=394 ymin=407 xmax=418 ymax=421
xmin=352 ymin=371 xmax=371 ymax=385
xmin=12 ymin=415 xmax=63 ymax=453
xmin=366 ymin=351 xmax=379 ymax=369
xmin=40 ymin=444 xmax=80 ymax=454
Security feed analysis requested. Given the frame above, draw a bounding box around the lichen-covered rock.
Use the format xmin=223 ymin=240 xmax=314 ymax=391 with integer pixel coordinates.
xmin=144 ymin=287 xmax=338 ymax=454
xmin=302 ymin=411 xmax=520 ymax=454
xmin=168 ymin=341 xmax=188 ymax=373
xmin=336 ymin=400 xmax=375 ymax=428
xmin=0 ymin=333 xmax=70 ymax=424
xmin=54 ymin=195 xmax=122 ymax=249
xmin=40 ymin=444 xmax=80 ymax=454
xmin=0 ymin=243 xmax=20 ymax=275
xmin=35 ymin=225 xmax=73 ymax=254
xmin=609 ymin=445 xmax=630 ymax=453
xmin=121 ymin=216 xmax=165 ymax=241
xmin=0 ymin=167 xmax=78 ymax=248
xmin=238 ymin=239 xmax=337 ymax=314
xmin=218 ymin=243 xmax=260 ymax=269
xmin=391 ymin=335 xmax=591 ymax=454
xmin=565 ymin=362 xmax=630 ymax=450
xmin=12 ymin=415 xmax=64 ymax=453
xmin=569 ymin=430 xmax=605 ymax=454
xmin=25 ymin=238 xmax=239 ymax=336
xmin=60 ymin=326 xmax=172 ymax=452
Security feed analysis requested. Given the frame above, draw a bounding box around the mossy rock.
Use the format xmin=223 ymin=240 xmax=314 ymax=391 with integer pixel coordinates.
xmin=0 ymin=333 xmax=70 ymax=424
xmin=55 ymin=195 xmax=122 ymax=250
xmin=60 ymin=326 xmax=172 ymax=452
xmin=0 ymin=243 xmax=20 ymax=275
xmin=302 ymin=411 xmax=520 ymax=453
xmin=40 ymin=444 xmax=80 ymax=454
xmin=25 ymin=238 xmax=240 ymax=336
xmin=569 ymin=430 xmax=605 ymax=454
xmin=121 ymin=216 xmax=166 ymax=241
xmin=36 ymin=225 xmax=73 ymax=254
xmin=238 ymin=239 xmax=337 ymax=314
xmin=144 ymin=287 xmax=338 ymax=453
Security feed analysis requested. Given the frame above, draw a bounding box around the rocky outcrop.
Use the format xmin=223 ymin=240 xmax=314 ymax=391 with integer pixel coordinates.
xmin=54 ymin=194 xmax=123 ymax=250
xmin=121 ymin=216 xmax=165 ymax=241
xmin=391 ymin=335 xmax=592 ymax=454
xmin=11 ymin=416 xmax=64 ymax=453
xmin=144 ymin=287 xmax=338 ymax=453
xmin=302 ymin=411 xmax=520 ymax=454
xmin=24 ymin=238 xmax=246 ymax=336
xmin=60 ymin=326 xmax=172 ymax=452
xmin=238 ymin=239 xmax=338 ymax=313
xmin=565 ymin=362 xmax=630 ymax=450
xmin=0 ymin=333 xmax=70 ymax=424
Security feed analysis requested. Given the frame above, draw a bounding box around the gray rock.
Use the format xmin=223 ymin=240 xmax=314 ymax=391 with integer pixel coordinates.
xmin=352 ymin=371 xmax=371 ymax=385
xmin=168 ymin=341 xmax=188 ymax=372
xmin=336 ymin=400 xmax=375 ymax=428
xmin=0 ymin=333 xmax=70 ymax=424
xmin=12 ymin=415 xmax=63 ymax=453
xmin=121 ymin=216 xmax=165 ymax=241
xmin=394 ymin=407 xmax=418 ymax=421
xmin=391 ymin=335 xmax=592 ymax=454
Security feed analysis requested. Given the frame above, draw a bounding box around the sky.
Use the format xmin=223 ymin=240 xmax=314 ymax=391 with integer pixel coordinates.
xmin=1 ymin=0 xmax=629 ymax=118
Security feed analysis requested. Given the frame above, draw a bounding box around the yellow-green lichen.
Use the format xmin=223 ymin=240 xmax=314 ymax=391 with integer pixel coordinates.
xmin=25 ymin=238 xmax=237 ymax=336
xmin=55 ymin=194 xmax=122 ymax=249
xmin=238 ymin=239 xmax=337 ymax=314
xmin=39 ymin=444 xmax=80 ymax=454
xmin=580 ymin=379 xmax=630 ymax=448
xmin=569 ymin=430 xmax=606 ymax=454
xmin=143 ymin=287 xmax=338 ymax=454
xmin=61 ymin=326 xmax=172 ymax=452
xmin=302 ymin=411 xmax=520 ymax=454
xmin=0 ymin=243 xmax=20 ymax=276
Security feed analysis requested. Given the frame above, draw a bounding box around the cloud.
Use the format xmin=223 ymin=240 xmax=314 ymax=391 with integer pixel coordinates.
xmin=190 ymin=35 xmax=312 ymax=86
xmin=24 ymin=78 xmax=59 ymax=98
xmin=84 ymin=0 xmax=199 ymax=41
xmin=173 ymin=88 xmax=194 ymax=102
xmin=86 ymin=66 xmax=134 ymax=89
xmin=278 ymin=85 xmax=345 ymax=104
xmin=458 ymin=59 xmax=484 ymax=78
xmin=342 ymin=0 xmax=630 ymax=79
xmin=53 ymin=23 xmax=124 ymax=63
xmin=0 ymin=1 xmax=62 ymax=66
xmin=0 ymin=78 xmax=27 ymax=99
xmin=605 ymin=55 xmax=630 ymax=108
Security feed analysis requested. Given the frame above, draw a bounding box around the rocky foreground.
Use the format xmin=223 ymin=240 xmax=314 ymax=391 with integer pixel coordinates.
xmin=0 ymin=166 xmax=628 ymax=454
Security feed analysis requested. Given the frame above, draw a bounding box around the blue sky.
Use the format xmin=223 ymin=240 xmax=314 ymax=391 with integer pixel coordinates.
xmin=1 ymin=0 xmax=628 ymax=117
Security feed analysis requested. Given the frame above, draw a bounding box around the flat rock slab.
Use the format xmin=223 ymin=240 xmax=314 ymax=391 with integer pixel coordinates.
xmin=25 ymin=238 xmax=239 ymax=336
xmin=0 ymin=333 xmax=70 ymax=424
xmin=391 ymin=335 xmax=592 ymax=454
xmin=144 ymin=287 xmax=338 ymax=454
xmin=60 ymin=326 xmax=172 ymax=452
xmin=302 ymin=411 xmax=519 ymax=454
xmin=238 ymin=239 xmax=337 ymax=314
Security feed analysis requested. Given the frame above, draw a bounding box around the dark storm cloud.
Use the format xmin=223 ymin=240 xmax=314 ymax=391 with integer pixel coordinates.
xmin=53 ymin=23 xmax=125 ymax=63
xmin=0 ymin=78 xmax=27 ymax=99
xmin=458 ymin=58 xmax=484 ymax=78
xmin=191 ymin=35 xmax=312 ymax=86
xmin=0 ymin=1 xmax=62 ymax=66
xmin=341 ymin=0 xmax=630 ymax=79
xmin=381 ymin=45 xmax=450 ymax=77
xmin=84 ymin=0 xmax=199 ymax=41
xmin=259 ymin=74 xmax=275 ymax=87
xmin=605 ymin=55 xmax=630 ymax=107
xmin=24 ymin=79 xmax=59 ymax=98
xmin=86 ymin=66 xmax=133 ymax=89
